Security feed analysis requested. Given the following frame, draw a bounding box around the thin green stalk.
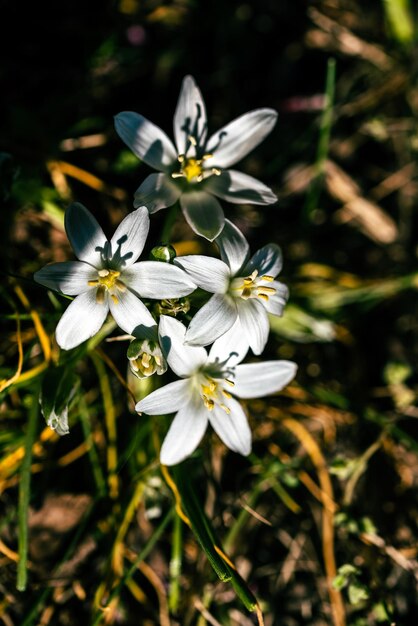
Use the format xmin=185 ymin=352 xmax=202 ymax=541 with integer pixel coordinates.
xmin=169 ymin=510 xmax=183 ymax=613
xmin=304 ymin=57 xmax=336 ymax=220
xmin=79 ymin=396 xmax=107 ymax=497
xmin=91 ymin=507 xmax=174 ymax=626
xmin=17 ymin=382 xmax=40 ymax=591
xmin=160 ymin=203 xmax=179 ymax=243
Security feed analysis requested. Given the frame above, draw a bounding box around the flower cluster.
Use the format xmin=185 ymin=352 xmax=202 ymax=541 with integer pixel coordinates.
xmin=35 ymin=75 xmax=297 ymax=464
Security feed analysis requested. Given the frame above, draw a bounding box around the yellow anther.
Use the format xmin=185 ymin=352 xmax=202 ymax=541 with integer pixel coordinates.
xmin=220 ymin=404 xmax=231 ymax=414
xmin=261 ymin=275 xmax=274 ymax=282
xmin=224 ymin=379 xmax=235 ymax=387
xmin=96 ymin=286 xmax=106 ymax=304
xmin=203 ymin=396 xmax=215 ymax=410
xmin=110 ymin=294 xmax=119 ymax=305
xmin=202 ymin=153 xmax=214 ymax=160
xmin=222 ymin=389 xmax=232 ymax=399
xmin=212 ymin=168 xmax=221 ymax=176
xmin=258 ymin=294 xmax=269 ymax=302
xmin=258 ymin=286 xmax=276 ymax=295
xmin=188 ymin=135 xmax=197 ymax=146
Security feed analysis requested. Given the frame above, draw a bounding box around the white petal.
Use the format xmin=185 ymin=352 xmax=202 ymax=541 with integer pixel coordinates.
xmin=263 ymin=280 xmax=289 ymax=316
xmin=205 ymin=170 xmax=277 ymax=205
xmin=205 ymin=108 xmax=278 ymax=168
xmin=124 ymin=261 xmax=196 ymax=298
xmin=209 ymin=398 xmax=251 ymax=456
xmin=65 ymin=202 xmax=107 ymax=267
xmin=110 ymin=206 xmax=149 ymax=268
xmin=114 ymin=111 xmax=177 ymax=172
xmin=134 ymin=173 xmax=181 ymax=213
xmin=215 ymin=219 xmax=249 ymax=275
xmin=159 ymin=316 xmax=207 ymax=377
xmin=173 ymin=255 xmax=230 ymax=293
xmin=180 ymin=191 xmax=225 ymax=241
xmin=233 ymin=360 xmax=297 ymax=399
xmin=243 ymin=243 xmax=283 ymax=278
xmin=208 ymin=319 xmax=249 ymax=367
xmin=173 ymin=75 xmax=208 ymax=155
xmin=160 ymin=400 xmax=209 ymax=465
xmin=34 ymin=262 xmax=96 ymax=295
xmin=185 ymin=294 xmax=237 ymax=346
xmin=109 ymin=288 xmax=155 ymax=335
xmin=135 ymin=379 xmax=190 ymax=415
xmin=236 ymin=299 xmax=269 ymax=355
xmin=55 ymin=289 xmax=109 ymax=350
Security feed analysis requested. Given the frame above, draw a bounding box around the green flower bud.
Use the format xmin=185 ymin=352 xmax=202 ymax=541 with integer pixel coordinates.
xmin=149 ymin=244 xmax=177 ymax=263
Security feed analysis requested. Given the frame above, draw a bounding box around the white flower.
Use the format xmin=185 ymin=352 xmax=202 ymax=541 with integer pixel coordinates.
xmin=34 ymin=202 xmax=196 ymax=350
xmin=114 ymin=75 xmax=278 ymax=241
xmin=173 ymin=219 xmax=289 ymax=355
xmin=135 ymin=316 xmax=297 ymax=465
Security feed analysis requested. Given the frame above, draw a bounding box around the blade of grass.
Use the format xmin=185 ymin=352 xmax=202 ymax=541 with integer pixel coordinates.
xmin=91 ymin=506 xmax=174 ymax=626
xmin=304 ymin=58 xmax=336 ymax=220
xmin=17 ymin=381 xmax=40 ymax=591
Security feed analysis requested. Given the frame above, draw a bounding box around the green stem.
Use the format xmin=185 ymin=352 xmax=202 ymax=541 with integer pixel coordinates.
xmin=160 ymin=203 xmax=179 ymax=243
xmin=304 ymin=57 xmax=336 ymax=220
xmin=168 ymin=510 xmax=183 ymax=613
xmin=17 ymin=382 xmax=40 ymax=591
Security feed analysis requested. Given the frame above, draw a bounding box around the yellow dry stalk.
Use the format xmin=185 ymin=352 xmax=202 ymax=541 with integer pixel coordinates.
xmin=281 ymin=417 xmax=346 ymax=626
xmin=111 ymin=481 xmax=145 ymax=576
xmin=91 ymin=353 xmax=119 ymax=499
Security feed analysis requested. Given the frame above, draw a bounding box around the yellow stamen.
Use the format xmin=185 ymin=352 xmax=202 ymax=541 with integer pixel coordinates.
xmin=261 ymin=275 xmax=274 ymax=282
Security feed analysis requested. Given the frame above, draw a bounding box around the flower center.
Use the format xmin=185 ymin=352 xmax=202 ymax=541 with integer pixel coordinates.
xmin=199 ymin=374 xmax=235 ymax=414
xmin=171 ymin=135 xmax=221 ymax=183
xmin=230 ymin=270 xmax=276 ymax=302
xmin=88 ymin=269 xmax=126 ymax=304
xmin=128 ymin=339 xmax=167 ymax=379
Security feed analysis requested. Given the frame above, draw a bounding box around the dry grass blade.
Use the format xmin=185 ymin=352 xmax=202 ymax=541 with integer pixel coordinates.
xmin=325 ymin=160 xmax=398 ymax=244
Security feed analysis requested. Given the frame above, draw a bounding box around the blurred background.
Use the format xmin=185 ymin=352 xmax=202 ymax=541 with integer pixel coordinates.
xmin=1 ymin=0 xmax=418 ymax=625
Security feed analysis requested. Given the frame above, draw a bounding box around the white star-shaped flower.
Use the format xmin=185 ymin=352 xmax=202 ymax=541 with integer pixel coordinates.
xmin=114 ymin=75 xmax=278 ymax=241
xmin=173 ymin=219 xmax=289 ymax=355
xmin=136 ymin=316 xmax=297 ymax=466
xmin=34 ymin=202 xmax=196 ymax=350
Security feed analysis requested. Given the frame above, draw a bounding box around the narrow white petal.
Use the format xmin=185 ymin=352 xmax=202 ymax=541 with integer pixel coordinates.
xmin=180 ymin=191 xmax=225 ymax=241
xmin=110 ymin=206 xmax=149 ymax=268
xmin=65 ymin=202 xmax=107 ymax=267
xmin=173 ymin=255 xmax=230 ymax=293
xmin=236 ymin=299 xmax=269 ymax=355
xmin=124 ymin=261 xmax=196 ymax=298
xmin=243 ymin=243 xmax=283 ymax=278
xmin=160 ymin=400 xmax=209 ymax=465
xmin=208 ymin=319 xmax=249 ymax=367
xmin=109 ymin=288 xmax=155 ymax=335
xmin=209 ymin=398 xmax=251 ymax=456
xmin=173 ymin=75 xmax=208 ymax=155
xmin=185 ymin=294 xmax=237 ymax=346
xmin=215 ymin=219 xmax=249 ymax=275
xmin=205 ymin=170 xmax=277 ymax=205
xmin=205 ymin=108 xmax=278 ymax=168
xmin=34 ymin=262 xmax=96 ymax=296
xmin=55 ymin=289 xmax=109 ymax=350
xmin=135 ymin=379 xmax=190 ymax=415
xmin=114 ymin=111 xmax=177 ymax=172
xmin=134 ymin=173 xmax=181 ymax=213
xmin=263 ymin=280 xmax=289 ymax=316
xmin=233 ymin=360 xmax=297 ymax=399
xmin=158 ymin=316 xmax=207 ymax=377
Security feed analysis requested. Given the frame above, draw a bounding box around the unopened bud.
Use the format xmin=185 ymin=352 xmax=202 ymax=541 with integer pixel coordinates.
xmin=150 ymin=244 xmax=176 ymax=263
xmin=154 ymin=297 xmax=190 ymax=317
